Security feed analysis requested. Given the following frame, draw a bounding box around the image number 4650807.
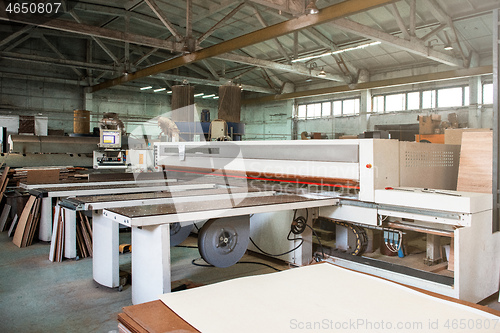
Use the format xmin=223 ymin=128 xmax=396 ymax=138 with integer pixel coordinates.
xmin=2 ymin=1 xmax=80 ymax=27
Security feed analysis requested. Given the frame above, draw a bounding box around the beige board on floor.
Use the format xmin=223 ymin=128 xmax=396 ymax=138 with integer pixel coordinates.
xmin=457 ymin=131 xmax=493 ymax=193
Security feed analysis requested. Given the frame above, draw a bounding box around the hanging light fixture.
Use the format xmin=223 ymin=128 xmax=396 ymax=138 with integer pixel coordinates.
xmin=318 ymin=68 xmax=327 ymax=78
xmin=305 ymin=0 xmax=319 ymax=15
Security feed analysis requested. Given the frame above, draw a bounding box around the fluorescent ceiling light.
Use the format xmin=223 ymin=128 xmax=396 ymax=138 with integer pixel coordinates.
xmin=292 ymin=41 xmax=381 ymax=63
xmin=213 ymin=96 xmax=219 ymax=100
xmin=154 ymin=88 xmax=166 ymax=92
xmin=140 ymin=86 xmax=152 ymax=90
xmin=167 ymin=91 xmax=172 ymax=94
xmin=444 ymin=45 xmax=453 ymax=50
xmin=203 ymin=94 xmax=216 ymax=98
xmin=194 ymin=93 xmax=204 ymax=97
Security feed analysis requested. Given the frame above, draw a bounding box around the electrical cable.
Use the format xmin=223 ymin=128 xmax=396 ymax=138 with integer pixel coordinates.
xmin=191 ymin=258 xmax=282 ymax=272
xmin=304 ymin=223 xmax=325 ymax=261
xmin=249 ymin=230 xmax=304 ymax=257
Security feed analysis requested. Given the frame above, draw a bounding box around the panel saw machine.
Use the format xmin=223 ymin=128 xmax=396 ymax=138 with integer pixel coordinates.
xmin=93 ymin=139 xmax=499 ymax=304
xmin=152 ymin=139 xmax=499 ymax=301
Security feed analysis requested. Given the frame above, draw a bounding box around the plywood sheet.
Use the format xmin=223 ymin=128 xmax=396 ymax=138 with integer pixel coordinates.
xmin=457 ymin=131 xmax=493 ymax=193
xmin=7 ymin=214 xmax=18 ymax=237
xmin=160 ymin=263 xmax=499 ymax=333
xmin=122 ymin=301 xmax=198 ymax=333
xmin=0 ymin=167 xmax=10 ymax=201
xmin=444 ymin=128 xmax=491 ymax=145
xmin=12 ymin=196 xmax=35 ymax=247
xmin=0 ymin=204 xmax=11 ymax=231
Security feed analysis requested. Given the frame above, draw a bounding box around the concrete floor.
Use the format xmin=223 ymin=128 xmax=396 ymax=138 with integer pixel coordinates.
xmin=0 ymin=231 xmax=287 ymax=333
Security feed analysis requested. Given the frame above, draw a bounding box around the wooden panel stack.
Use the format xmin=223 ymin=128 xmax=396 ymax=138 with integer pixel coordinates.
xmin=12 ymin=195 xmax=42 ymax=247
xmin=76 ymin=212 xmax=93 ymax=258
xmin=48 ymin=208 xmax=93 ymax=262
xmin=7 ymin=166 xmax=87 ymax=187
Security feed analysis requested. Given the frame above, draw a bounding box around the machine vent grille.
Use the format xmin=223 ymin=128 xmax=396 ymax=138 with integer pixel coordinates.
xmin=404 ymin=151 xmax=456 ymax=167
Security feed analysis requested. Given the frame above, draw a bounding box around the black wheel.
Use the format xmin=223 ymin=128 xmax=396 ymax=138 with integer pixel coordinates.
xmin=170 ymin=222 xmax=194 ymax=247
xmin=198 ymin=216 xmax=250 ymax=268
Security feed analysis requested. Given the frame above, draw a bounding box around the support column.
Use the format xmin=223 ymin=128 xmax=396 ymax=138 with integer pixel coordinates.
xmin=93 ymin=211 xmax=120 ymax=288
xmin=468 ymin=76 xmax=482 ymax=128
xmin=38 ymin=197 xmax=52 ymax=241
xmin=63 ymin=207 xmax=77 ymax=259
xmin=359 ymin=89 xmax=371 ymax=134
xmin=131 ymin=224 xmax=171 ymax=304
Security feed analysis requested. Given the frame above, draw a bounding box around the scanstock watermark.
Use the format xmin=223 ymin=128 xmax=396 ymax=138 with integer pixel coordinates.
xmin=289 ymin=318 xmax=500 ymax=331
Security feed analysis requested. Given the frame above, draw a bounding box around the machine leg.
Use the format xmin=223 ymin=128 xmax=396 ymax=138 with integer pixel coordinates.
xmin=131 ymin=224 xmax=171 ymax=305
xmin=38 ymin=197 xmax=52 ymax=242
xmin=63 ymin=207 xmax=77 ymax=259
xmin=425 ymin=234 xmax=442 ymax=265
xmin=93 ymin=211 xmax=119 ymax=288
xmin=293 ymin=208 xmax=314 ymax=265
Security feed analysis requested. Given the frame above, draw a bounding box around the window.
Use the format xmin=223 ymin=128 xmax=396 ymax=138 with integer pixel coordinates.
xmin=483 ymin=83 xmax=494 ymax=104
xmin=322 ymin=102 xmax=331 ymax=117
xmin=385 ymin=93 xmax=405 ymax=112
xmin=298 ymin=105 xmax=306 ymax=119
xmin=437 ymin=87 xmax=463 ymax=108
xmin=307 ymin=103 xmax=322 ymax=118
xmin=373 ymin=96 xmax=384 ymax=113
xmin=333 ymin=100 xmax=342 ymax=117
xmin=407 ymin=92 xmax=420 ymax=110
xmin=342 ymin=98 xmax=360 ymax=115
xmin=422 ymin=90 xmax=436 ymax=109
xmin=298 ymin=98 xmax=359 ymax=119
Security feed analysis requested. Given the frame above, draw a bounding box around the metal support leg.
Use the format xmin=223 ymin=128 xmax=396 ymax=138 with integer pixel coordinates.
xmin=131 ymin=224 xmax=171 ymax=305
xmin=293 ymin=208 xmax=315 ymax=266
xmin=425 ymin=234 xmax=442 ymax=265
xmin=93 ymin=211 xmax=119 ymax=288
xmin=38 ymin=197 xmax=52 ymax=241
xmin=63 ymin=207 xmax=77 ymax=259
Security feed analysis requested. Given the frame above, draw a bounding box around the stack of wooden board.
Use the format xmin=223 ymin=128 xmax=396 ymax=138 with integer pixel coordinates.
xmin=12 ymin=195 xmax=42 ymax=247
xmin=7 ymin=166 xmax=87 ymax=186
xmin=76 ymin=212 xmax=93 ymax=258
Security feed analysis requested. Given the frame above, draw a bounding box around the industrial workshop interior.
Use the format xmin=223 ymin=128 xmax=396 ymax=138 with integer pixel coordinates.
xmin=1 ymin=0 xmax=500 ymax=332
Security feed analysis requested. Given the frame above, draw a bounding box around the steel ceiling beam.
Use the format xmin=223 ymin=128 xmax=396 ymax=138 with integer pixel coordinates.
xmin=144 ymin=0 xmax=183 ymax=41
xmin=331 ymin=18 xmax=463 ymax=67
xmin=243 ymin=65 xmax=492 ymax=104
xmin=0 ymin=10 xmax=179 ymax=51
xmin=89 ymin=0 xmax=397 ymax=92
xmin=0 ymin=51 xmax=115 ymax=71
xmin=215 ymin=53 xmax=345 ymax=82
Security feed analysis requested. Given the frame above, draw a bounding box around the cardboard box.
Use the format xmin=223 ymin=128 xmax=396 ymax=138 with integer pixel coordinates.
xmin=418 ymin=115 xmax=441 ymax=135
